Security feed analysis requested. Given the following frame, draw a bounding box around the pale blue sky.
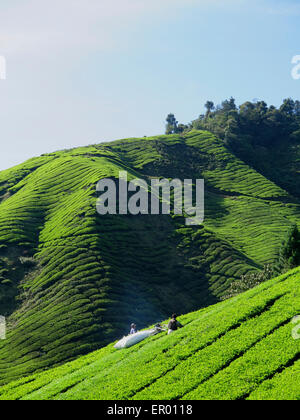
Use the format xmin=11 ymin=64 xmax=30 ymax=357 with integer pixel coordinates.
xmin=0 ymin=0 xmax=300 ymax=170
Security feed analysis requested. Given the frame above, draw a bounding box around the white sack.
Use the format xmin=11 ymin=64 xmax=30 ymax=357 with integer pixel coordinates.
xmin=114 ymin=329 xmax=156 ymax=350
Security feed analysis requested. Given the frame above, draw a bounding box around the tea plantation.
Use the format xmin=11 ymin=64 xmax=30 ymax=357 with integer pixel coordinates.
xmin=0 ymin=266 xmax=299 ymax=400
xmin=0 ymin=130 xmax=299 ymax=385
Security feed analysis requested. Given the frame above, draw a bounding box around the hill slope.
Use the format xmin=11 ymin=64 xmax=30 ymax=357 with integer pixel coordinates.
xmin=0 ymin=130 xmax=299 ymax=385
xmin=0 ymin=267 xmax=299 ymax=400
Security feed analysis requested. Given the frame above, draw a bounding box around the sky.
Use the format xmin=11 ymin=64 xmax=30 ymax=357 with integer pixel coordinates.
xmin=0 ymin=0 xmax=300 ymax=170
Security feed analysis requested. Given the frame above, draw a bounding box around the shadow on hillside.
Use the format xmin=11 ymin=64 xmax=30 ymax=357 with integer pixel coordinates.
xmin=95 ymin=212 xmax=227 ymax=339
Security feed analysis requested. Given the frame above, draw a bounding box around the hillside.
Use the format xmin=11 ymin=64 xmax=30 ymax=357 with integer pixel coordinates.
xmin=0 ymin=130 xmax=300 ymax=385
xmin=0 ymin=267 xmax=299 ymax=400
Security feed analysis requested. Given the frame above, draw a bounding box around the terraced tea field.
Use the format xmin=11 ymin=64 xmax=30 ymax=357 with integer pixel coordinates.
xmin=0 ymin=130 xmax=299 ymax=385
xmin=0 ymin=267 xmax=299 ymax=400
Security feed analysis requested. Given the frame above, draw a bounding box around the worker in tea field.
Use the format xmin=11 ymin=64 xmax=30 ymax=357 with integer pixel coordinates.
xmin=168 ymin=314 xmax=183 ymax=335
xmin=130 ymin=323 xmax=137 ymax=334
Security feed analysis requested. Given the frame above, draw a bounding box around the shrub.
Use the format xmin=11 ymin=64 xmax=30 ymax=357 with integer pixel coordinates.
xmin=221 ymin=265 xmax=275 ymax=300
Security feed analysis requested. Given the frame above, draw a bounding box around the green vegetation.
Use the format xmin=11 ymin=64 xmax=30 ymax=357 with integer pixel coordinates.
xmin=188 ymin=98 xmax=300 ymax=200
xmin=0 ymin=267 xmax=299 ymax=400
xmin=222 ymin=265 xmax=275 ymax=300
xmin=165 ymin=114 xmax=179 ymax=135
xmin=0 ymin=130 xmax=299 ymax=385
xmin=277 ymin=225 xmax=300 ymax=272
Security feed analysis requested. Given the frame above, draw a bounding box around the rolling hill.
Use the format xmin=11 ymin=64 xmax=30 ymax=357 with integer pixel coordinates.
xmin=0 ymin=130 xmax=299 ymax=385
xmin=0 ymin=266 xmax=299 ymax=400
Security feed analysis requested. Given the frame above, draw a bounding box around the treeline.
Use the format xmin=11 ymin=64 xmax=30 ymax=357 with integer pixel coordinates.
xmin=165 ymin=97 xmax=300 ymax=158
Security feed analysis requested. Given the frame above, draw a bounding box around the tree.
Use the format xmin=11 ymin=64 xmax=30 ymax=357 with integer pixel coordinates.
xmin=224 ymin=114 xmax=239 ymax=147
xmin=177 ymin=124 xmax=188 ymax=133
xmin=205 ymin=101 xmax=215 ymax=117
xmin=280 ymin=98 xmax=295 ymax=116
xmin=256 ymin=101 xmax=268 ymax=115
xmin=221 ymin=97 xmax=236 ymax=113
xmin=277 ymin=225 xmax=300 ymax=272
xmin=294 ymin=100 xmax=300 ymax=117
xmin=165 ymin=114 xmax=178 ymax=135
